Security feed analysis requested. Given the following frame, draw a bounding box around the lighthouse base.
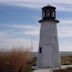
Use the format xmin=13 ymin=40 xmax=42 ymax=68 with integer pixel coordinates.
xmin=33 ymin=69 xmax=53 ymax=72
xmin=33 ymin=65 xmax=72 ymax=72
xmin=37 ymin=45 xmax=61 ymax=68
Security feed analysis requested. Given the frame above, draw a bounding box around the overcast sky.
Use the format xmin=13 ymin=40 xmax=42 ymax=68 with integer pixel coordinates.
xmin=0 ymin=0 xmax=72 ymax=52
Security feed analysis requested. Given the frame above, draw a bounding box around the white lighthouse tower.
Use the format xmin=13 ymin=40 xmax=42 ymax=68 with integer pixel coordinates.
xmin=37 ymin=5 xmax=61 ymax=69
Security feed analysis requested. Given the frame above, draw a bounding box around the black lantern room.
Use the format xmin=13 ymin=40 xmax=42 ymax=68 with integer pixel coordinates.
xmin=39 ymin=5 xmax=59 ymax=23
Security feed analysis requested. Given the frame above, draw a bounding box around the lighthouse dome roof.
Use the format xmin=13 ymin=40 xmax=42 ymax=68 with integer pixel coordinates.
xmin=42 ymin=5 xmax=56 ymax=9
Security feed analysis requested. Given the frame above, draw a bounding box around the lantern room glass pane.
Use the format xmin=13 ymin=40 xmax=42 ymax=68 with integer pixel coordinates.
xmin=42 ymin=10 xmax=45 ymax=18
xmin=52 ymin=12 xmax=54 ymax=17
xmin=46 ymin=12 xmax=50 ymax=17
xmin=46 ymin=10 xmax=50 ymax=17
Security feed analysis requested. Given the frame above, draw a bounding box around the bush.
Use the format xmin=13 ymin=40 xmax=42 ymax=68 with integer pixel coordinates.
xmin=0 ymin=48 xmax=33 ymax=72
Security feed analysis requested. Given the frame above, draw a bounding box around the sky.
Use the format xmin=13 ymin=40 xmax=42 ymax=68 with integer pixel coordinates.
xmin=0 ymin=0 xmax=72 ymax=52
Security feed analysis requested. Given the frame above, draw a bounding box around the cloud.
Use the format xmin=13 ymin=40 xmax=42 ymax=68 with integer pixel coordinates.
xmin=0 ymin=19 xmax=72 ymax=51
xmin=0 ymin=24 xmax=40 ymax=51
xmin=57 ymin=20 xmax=72 ymax=38
xmin=0 ymin=38 xmax=32 ymax=51
xmin=59 ymin=44 xmax=72 ymax=52
xmin=1 ymin=24 xmax=40 ymax=30
xmin=0 ymin=0 xmax=50 ymax=4
xmin=23 ymin=30 xmax=39 ymax=36
xmin=58 ymin=30 xmax=72 ymax=38
xmin=0 ymin=0 xmax=72 ymax=12
xmin=0 ymin=0 xmax=72 ymax=52
xmin=0 ymin=24 xmax=40 ymax=37
xmin=0 ymin=0 xmax=72 ymax=4
xmin=0 ymin=34 xmax=39 ymax=51
xmin=60 ymin=20 xmax=72 ymax=24
xmin=57 ymin=20 xmax=72 ymax=51
xmin=0 ymin=38 xmax=39 ymax=52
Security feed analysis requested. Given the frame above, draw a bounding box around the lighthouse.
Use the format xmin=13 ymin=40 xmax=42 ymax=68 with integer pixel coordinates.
xmin=37 ymin=5 xmax=61 ymax=68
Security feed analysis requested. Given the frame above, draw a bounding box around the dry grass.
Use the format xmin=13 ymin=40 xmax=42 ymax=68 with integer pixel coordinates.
xmin=0 ymin=48 xmax=33 ymax=72
xmin=53 ymin=67 xmax=72 ymax=72
xmin=61 ymin=56 xmax=72 ymax=65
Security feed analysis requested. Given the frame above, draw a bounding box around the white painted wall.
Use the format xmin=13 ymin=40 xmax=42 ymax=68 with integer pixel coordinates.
xmin=37 ymin=20 xmax=61 ymax=68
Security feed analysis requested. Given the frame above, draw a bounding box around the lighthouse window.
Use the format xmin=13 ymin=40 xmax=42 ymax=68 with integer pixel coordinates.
xmin=39 ymin=47 xmax=42 ymax=53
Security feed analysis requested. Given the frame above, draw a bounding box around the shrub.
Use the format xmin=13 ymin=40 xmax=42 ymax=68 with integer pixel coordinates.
xmin=0 ymin=48 xmax=33 ymax=72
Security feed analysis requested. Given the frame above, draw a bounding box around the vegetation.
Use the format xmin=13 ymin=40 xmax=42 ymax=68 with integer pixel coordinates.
xmin=1 ymin=48 xmax=72 ymax=72
xmin=0 ymin=48 xmax=33 ymax=72
xmin=61 ymin=56 xmax=72 ymax=65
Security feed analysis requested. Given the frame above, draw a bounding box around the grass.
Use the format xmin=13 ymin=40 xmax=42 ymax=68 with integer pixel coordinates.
xmin=0 ymin=48 xmax=33 ymax=72
xmin=61 ymin=56 xmax=72 ymax=65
